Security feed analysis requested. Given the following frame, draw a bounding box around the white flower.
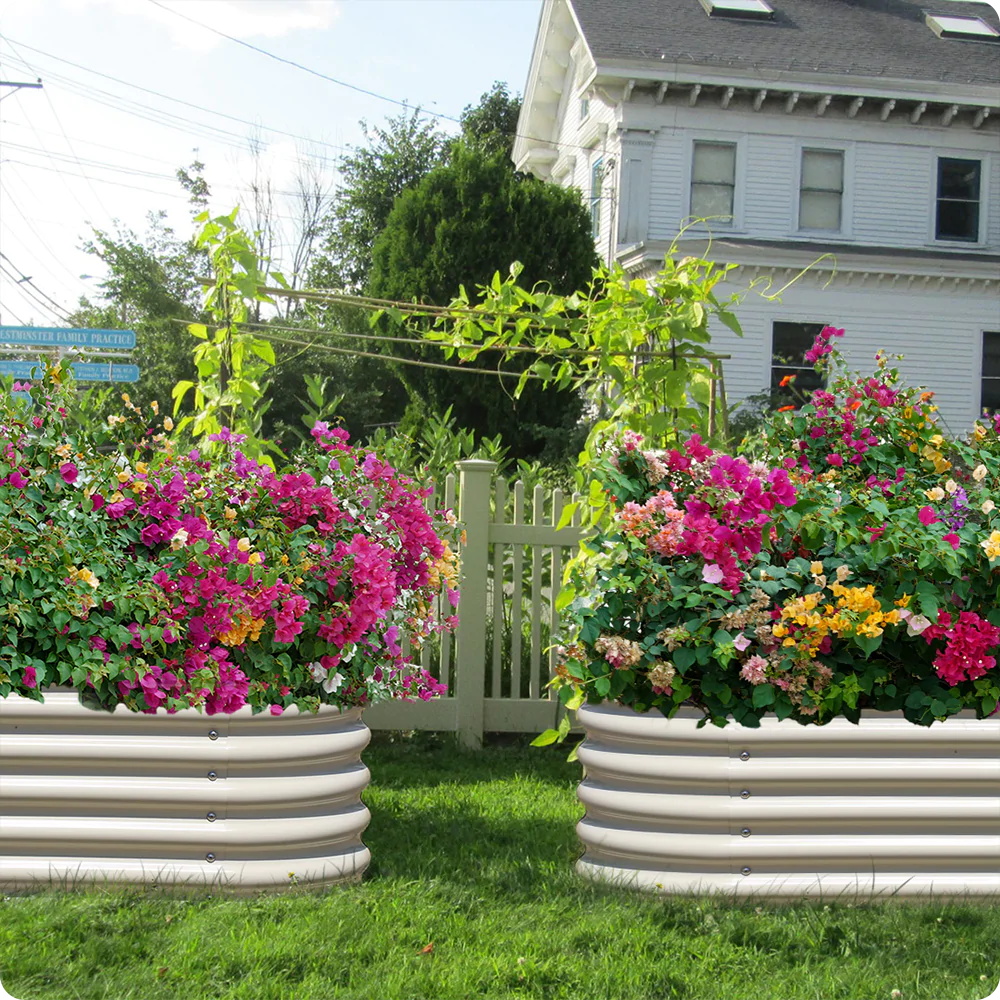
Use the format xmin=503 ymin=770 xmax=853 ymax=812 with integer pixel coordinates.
xmin=972 ymin=464 xmax=988 ymax=482
xmin=322 ymin=671 xmax=344 ymax=694
xmin=982 ymin=499 xmax=995 ymax=515
xmin=169 ymin=528 xmax=189 ymax=551
xmin=308 ymin=661 xmax=326 ymax=683
xmin=944 ymin=479 xmax=958 ymax=495
xmin=904 ymin=614 xmax=932 ymax=637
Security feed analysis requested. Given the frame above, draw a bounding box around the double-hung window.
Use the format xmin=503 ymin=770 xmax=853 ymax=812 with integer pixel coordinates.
xmin=799 ymin=149 xmax=844 ymax=231
xmin=771 ymin=322 xmax=827 ymax=405
xmin=936 ymin=157 xmax=982 ymax=242
xmin=690 ymin=141 xmax=736 ymax=223
xmin=983 ymin=332 xmax=1000 ymax=414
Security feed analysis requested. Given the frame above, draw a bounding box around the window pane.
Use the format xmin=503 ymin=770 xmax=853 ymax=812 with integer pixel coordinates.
xmin=773 ymin=322 xmax=826 ymax=363
xmin=984 ymin=332 xmax=1000 ymax=379
xmin=801 ymin=150 xmax=843 ymax=191
xmin=693 ymin=143 xmax=736 ymax=184
xmin=982 ymin=379 xmax=1000 ymax=414
xmin=938 ymin=159 xmax=981 ymax=200
xmin=937 ymin=200 xmax=980 ymax=241
xmin=800 ymin=191 xmax=842 ymax=230
xmin=691 ymin=183 xmax=734 ymax=220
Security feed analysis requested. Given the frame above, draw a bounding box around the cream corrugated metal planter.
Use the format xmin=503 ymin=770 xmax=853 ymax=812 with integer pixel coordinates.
xmin=0 ymin=689 xmax=371 ymax=892
xmin=576 ymin=703 xmax=1000 ymax=899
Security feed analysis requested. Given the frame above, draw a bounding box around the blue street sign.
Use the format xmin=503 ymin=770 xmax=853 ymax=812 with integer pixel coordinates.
xmin=0 ymin=325 xmax=136 ymax=350
xmin=0 ymin=361 xmax=140 ymax=383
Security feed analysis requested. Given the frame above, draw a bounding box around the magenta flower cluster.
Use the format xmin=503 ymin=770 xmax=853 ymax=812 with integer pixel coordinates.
xmin=616 ymin=434 xmax=797 ymax=593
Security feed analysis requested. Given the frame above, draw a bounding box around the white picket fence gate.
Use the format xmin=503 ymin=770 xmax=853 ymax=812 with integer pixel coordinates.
xmin=364 ymin=460 xmax=588 ymax=747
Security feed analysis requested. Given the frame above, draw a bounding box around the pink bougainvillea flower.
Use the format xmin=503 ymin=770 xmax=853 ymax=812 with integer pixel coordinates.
xmin=58 ymin=462 xmax=78 ymax=484
xmin=943 ymin=533 xmax=961 ymax=551
xmin=917 ymin=506 xmax=939 ymax=526
xmin=702 ymin=563 xmax=725 ymax=585
xmin=22 ymin=666 xmax=37 ymax=688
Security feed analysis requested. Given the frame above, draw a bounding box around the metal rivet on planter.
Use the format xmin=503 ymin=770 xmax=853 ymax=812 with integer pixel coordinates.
xmin=741 ymin=828 xmax=752 ymax=837
xmin=739 ymin=751 xmax=751 ymax=761
xmin=741 ymin=867 xmax=752 ymax=876
xmin=208 ymin=730 xmax=219 ymax=740
xmin=205 ymin=853 xmax=216 ymax=863
xmin=206 ymin=812 xmax=217 ymax=822
xmin=207 ymin=771 xmax=218 ymax=781
xmin=740 ymin=789 xmax=751 ymax=799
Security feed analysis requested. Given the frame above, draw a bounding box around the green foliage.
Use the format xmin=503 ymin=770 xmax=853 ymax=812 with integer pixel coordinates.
xmin=405 ymin=244 xmax=739 ymax=466
xmin=456 ymin=80 xmax=521 ymax=159
xmin=171 ymin=209 xmax=285 ymax=462
xmin=368 ymin=141 xmax=597 ymax=462
xmin=548 ymin=339 xmax=1000 ymax=731
xmin=68 ymin=211 xmax=205 ymax=417
xmin=310 ymin=108 xmax=448 ymax=292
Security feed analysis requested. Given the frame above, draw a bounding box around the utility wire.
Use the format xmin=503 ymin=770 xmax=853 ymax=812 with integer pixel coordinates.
xmin=0 ymin=266 xmax=72 ymax=324
xmin=0 ymin=36 xmax=351 ymax=158
xmin=0 ymin=253 xmax=74 ymax=319
xmin=141 ymin=2 xmax=616 ymax=161
xmin=250 ymin=329 xmax=546 ymax=381
xmin=145 ymin=0 xmax=462 ymax=123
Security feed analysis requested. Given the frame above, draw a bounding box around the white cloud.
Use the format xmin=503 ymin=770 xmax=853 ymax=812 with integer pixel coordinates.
xmin=64 ymin=0 xmax=341 ymax=53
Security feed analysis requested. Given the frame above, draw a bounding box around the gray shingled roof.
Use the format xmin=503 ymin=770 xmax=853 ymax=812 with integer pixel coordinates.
xmin=570 ymin=0 xmax=1000 ymax=86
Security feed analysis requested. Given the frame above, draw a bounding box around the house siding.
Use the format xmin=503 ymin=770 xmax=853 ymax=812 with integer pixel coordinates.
xmin=707 ymin=277 xmax=999 ymax=434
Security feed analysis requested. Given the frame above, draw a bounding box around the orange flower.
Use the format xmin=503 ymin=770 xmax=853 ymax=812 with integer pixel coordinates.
xmin=777 ymin=405 xmax=795 ymax=412
xmin=847 ymin=399 xmax=862 ymax=411
xmin=779 ymin=374 xmax=796 ymax=388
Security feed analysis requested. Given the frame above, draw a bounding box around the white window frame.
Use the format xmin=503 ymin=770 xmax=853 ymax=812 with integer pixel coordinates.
xmin=930 ymin=152 xmax=990 ymax=246
xmin=590 ymin=155 xmax=604 ymax=240
xmin=793 ymin=141 xmax=854 ymax=238
xmin=683 ymin=134 xmax=746 ymax=232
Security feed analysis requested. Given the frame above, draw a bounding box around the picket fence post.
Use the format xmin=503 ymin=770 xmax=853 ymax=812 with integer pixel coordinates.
xmin=455 ymin=459 xmax=497 ymax=749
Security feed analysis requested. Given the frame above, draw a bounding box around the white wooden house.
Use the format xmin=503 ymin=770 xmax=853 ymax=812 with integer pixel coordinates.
xmin=514 ymin=0 xmax=1000 ymax=432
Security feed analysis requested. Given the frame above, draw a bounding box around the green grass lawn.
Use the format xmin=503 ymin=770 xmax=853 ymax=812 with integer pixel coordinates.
xmin=1 ymin=733 xmax=998 ymax=1000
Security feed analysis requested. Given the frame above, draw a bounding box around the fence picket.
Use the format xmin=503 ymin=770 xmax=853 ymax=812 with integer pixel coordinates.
xmin=510 ymin=480 xmax=525 ymax=702
xmin=529 ymin=484 xmax=545 ymax=699
xmin=491 ymin=477 xmax=507 ymax=699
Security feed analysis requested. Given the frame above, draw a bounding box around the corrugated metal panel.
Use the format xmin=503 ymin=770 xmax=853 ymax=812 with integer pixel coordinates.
xmin=576 ymin=703 xmax=1000 ymax=898
xmin=0 ymin=691 xmax=371 ymax=892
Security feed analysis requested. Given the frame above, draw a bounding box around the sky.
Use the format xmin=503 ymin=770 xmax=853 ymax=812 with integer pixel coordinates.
xmin=0 ymin=0 xmax=542 ymax=328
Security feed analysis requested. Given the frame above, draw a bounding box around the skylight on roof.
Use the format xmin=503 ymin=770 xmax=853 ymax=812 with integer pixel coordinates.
xmin=699 ymin=0 xmax=775 ymax=20
xmin=925 ymin=13 xmax=1000 ymax=40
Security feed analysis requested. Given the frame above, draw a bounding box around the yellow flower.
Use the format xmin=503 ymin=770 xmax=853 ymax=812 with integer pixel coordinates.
xmin=925 ymin=487 xmax=945 ymax=502
xmin=223 ymin=507 xmax=237 ymax=521
xmin=810 ymin=561 xmax=824 ymax=576
xmin=248 ymin=552 xmax=262 ymax=565
xmin=70 ymin=566 xmax=100 ymax=589
xmin=116 ymin=471 xmax=130 ymax=484
xmin=163 ymin=416 xmax=174 ymax=432
xmin=236 ymin=537 xmax=251 ymax=552
xmin=895 ymin=595 xmax=912 ymax=608
xmin=981 ymin=531 xmax=1000 ymax=560
xmin=136 ymin=462 xmax=149 ymax=476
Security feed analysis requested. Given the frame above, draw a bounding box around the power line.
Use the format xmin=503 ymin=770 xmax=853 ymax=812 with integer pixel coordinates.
xmin=0 ymin=298 xmax=29 ymax=325
xmin=0 ymin=266 xmax=72 ymax=324
xmin=0 ymin=253 xmax=74 ymax=320
xmin=249 ymin=328 xmax=546 ymax=382
xmin=146 ymin=0 xmax=462 ymax=124
xmin=141 ymin=2 xmax=612 ymax=162
xmin=0 ymin=35 xmax=351 ymax=158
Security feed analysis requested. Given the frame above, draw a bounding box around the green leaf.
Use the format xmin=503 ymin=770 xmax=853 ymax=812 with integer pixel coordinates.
xmin=751 ymin=684 xmax=776 ymax=707
xmin=530 ymin=728 xmax=561 ymax=747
